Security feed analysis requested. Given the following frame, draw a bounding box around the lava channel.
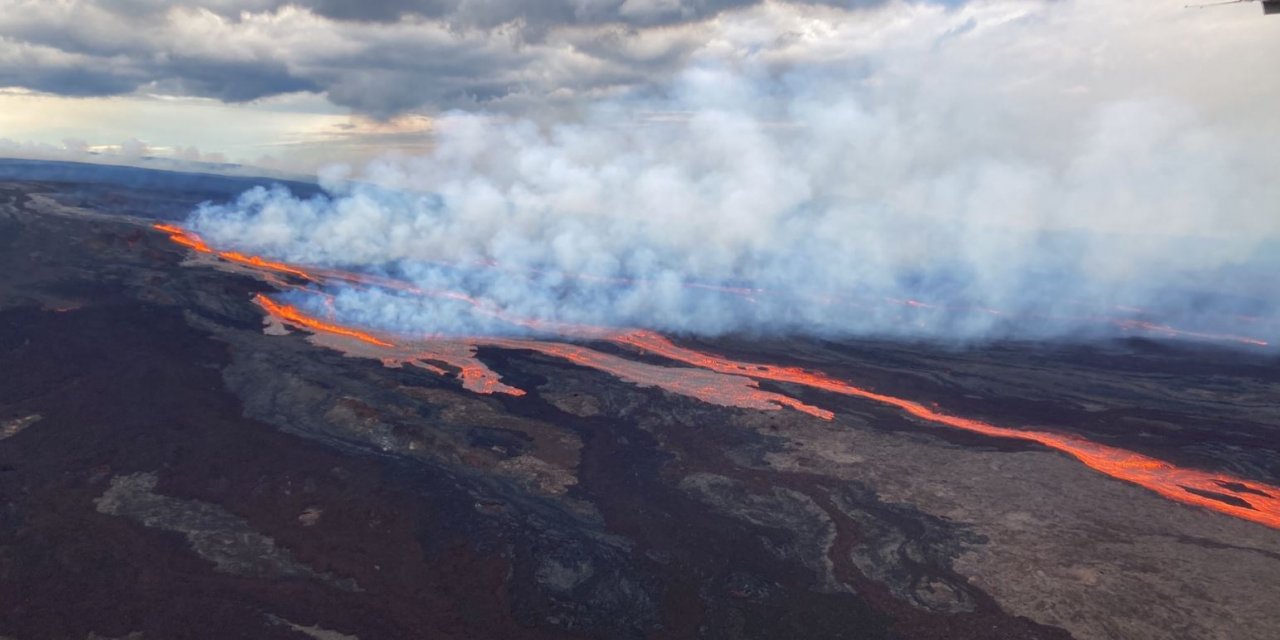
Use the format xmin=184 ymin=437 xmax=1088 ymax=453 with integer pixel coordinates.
xmin=157 ymin=223 xmax=1280 ymax=530
xmin=154 ymin=224 xmax=317 ymax=282
xmin=609 ymin=330 xmax=1280 ymax=530
xmin=254 ymin=293 xmax=828 ymax=417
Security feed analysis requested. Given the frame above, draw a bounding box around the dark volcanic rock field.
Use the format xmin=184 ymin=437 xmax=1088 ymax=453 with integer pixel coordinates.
xmin=0 ymin=168 xmax=1278 ymax=640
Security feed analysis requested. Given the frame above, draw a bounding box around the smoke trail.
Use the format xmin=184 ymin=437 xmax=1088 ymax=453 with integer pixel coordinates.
xmin=188 ymin=0 xmax=1280 ymax=345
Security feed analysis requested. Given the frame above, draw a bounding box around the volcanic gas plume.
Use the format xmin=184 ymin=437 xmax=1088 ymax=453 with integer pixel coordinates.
xmin=154 ymin=223 xmax=1270 ymax=349
xmin=155 ymin=223 xmax=1280 ymax=530
xmin=180 ymin=58 xmax=1280 ymax=348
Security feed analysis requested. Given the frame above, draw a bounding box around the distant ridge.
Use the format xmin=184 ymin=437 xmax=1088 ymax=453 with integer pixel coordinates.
xmin=0 ymin=157 xmax=323 ymax=221
xmin=0 ymin=157 xmax=318 ymax=197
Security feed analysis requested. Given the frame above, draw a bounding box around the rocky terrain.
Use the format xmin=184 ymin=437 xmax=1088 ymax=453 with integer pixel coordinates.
xmin=0 ymin=164 xmax=1278 ymax=639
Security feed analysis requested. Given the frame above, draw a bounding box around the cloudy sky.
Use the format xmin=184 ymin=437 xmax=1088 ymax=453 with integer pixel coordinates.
xmin=0 ymin=0 xmax=1275 ymax=173
xmin=1 ymin=0 xmax=1277 ymax=342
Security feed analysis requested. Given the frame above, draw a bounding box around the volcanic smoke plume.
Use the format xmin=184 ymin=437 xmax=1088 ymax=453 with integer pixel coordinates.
xmin=185 ymin=2 xmax=1280 ymax=347
xmin=154 ymin=222 xmax=1280 ymax=530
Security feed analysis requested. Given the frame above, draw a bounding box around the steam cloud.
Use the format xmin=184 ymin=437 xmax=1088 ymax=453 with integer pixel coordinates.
xmin=188 ymin=1 xmax=1280 ymax=346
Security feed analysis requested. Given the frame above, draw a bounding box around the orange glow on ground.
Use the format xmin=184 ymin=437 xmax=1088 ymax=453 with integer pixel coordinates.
xmin=154 ymin=222 xmax=1271 ymax=348
xmin=254 ymin=294 xmax=394 ymax=348
xmin=253 ymin=292 xmax=524 ymax=396
xmin=394 ymin=342 xmax=527 ymax=397
xmin=1114 ymin=319 xmax=1269 ymax=348
xmin=610 ymin=330 xmax=1280 ymax=530
xmin=157 ymin=223 xmax=1280 ymax=529
xmin=153 ymin=224 xmax=317 ymax=282
xmin=483 ymin=339 xmax=833 ymax=419
xmin=253 ymin=291 xmax=826 ymax=415
xmin=153 ymin=223 xmax=213 ymax=253
xmin=219 ymin=251 xmax=317 ymax=281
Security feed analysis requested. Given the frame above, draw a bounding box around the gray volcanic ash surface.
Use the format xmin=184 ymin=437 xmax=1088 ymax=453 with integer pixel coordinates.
xmin=1 ymin=164 xmax=1279 ymax=640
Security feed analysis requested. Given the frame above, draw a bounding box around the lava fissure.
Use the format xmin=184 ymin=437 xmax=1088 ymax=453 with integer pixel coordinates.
xmin=608 ymin=330 xmax=1280 ymax=529
xmin=153 ymin=224 xmax=1270 ymax=348
xmin=157 ymin=223 xmax=1280 ymax=530
xmin=254 ymin=294 xmax=393 ymax=348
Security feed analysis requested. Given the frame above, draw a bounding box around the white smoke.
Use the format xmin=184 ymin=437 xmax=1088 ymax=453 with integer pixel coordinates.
xmin=188 ymin=0 xmax=1280 ymax=345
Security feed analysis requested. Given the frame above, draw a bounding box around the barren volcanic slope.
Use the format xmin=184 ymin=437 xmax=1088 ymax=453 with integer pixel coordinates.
xmin=1 ymin=165 xmax=1279 ymax=640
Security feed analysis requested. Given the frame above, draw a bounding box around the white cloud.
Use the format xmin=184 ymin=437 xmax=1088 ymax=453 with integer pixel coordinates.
xmin=185 ymin=0 xmax=1280 ymax=345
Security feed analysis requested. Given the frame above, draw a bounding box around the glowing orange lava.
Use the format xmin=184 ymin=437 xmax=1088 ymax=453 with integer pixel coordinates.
xmin=483 ymin=339 xmax=834 ymax=419
xmin=254 ymin=294 xmax=394 ymax=348
xmin=154 ymin=222 xmax=1272 ymax=348
xmin=1114 ymin=319 xmax=1269 ymax=348
xmin=252 ymin=291 xmax=525 ymax=396
xmin=153 ymin=224 xmax=317 ymax=281
xmin=254 ymin=291 xmax=825 ymax=415
xmin=395 ymin=342 xmax=527 ymax=397
xmin=610 ymin=330 xmax=1280 ymax=529
xmin=153 ymin=223 xmax=213 ymax=253
xmin=156 ymin=222 xmax=1280 ymax=529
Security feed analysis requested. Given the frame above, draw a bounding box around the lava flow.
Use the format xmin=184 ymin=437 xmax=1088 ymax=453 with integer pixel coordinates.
xmin=609 ymin=330 xmax=1280 ymax=529
xmin=154 ymin=224 xmax=317 ymax=281
xmin=156 ymin=222 xmax=1280 ymax=530
xmin=392 ymin=341 xmax=528 ymax=397
xmin=1113 ymin=319 xmax=1269 ymax=348
xmin=254 ymin=294 xmax=393 ymax=347
xmin=253 ymin=291 xmax=829 ymax=417
xmin=154 ymin=223 xmax=1273 ymax=348
xmin=482 ymin=338 xmax=833 ymax=419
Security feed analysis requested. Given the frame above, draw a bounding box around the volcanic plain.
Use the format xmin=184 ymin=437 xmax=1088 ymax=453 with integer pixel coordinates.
xmin=1 ymin=164 xmax=1278 ymax=639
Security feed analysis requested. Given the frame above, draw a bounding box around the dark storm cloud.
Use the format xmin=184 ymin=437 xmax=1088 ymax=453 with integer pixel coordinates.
xmin=302 ymin=0 xmax=900 ymax=28
xmin=159 ymin=58 xmax=324 ymax=102
xmin=95 ymin=0 xmax=895 ymax=25
xmin=303 ymin=0 xmax=761 ymax=30
xmin=0 ymin=0 xmax=901 ymax=115
xmin=299 ymin=0 xmax=449 ymax=22
xmin=95 ymin=0 xmax=772 ymax=28
xmin=0 ymin=64 xmax=141 ymax=97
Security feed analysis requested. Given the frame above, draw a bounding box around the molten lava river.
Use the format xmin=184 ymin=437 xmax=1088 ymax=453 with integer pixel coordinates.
xmin=155 ymin=223 xmax=1280 ymax=530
